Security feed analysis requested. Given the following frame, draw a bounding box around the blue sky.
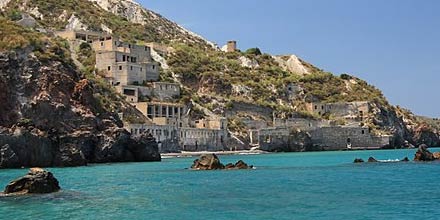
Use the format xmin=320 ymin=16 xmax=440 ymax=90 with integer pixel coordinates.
xmin=141 ymin=0 xmax=439 ymax=117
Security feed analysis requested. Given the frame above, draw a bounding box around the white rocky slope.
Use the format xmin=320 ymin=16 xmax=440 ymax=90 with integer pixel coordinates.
xmin=0 ymin=0 xmax=11 ymax=9
xmin=273 ymin=55 xmax=312 ymax=76
xmin=87 ymin=0 xmax=217 ymax=48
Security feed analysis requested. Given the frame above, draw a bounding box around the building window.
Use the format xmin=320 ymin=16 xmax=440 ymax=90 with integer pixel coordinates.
xmin=130 ymin=66 xmax=133 ymax=71
xmin=119 ymin=66 xmax=122 ymax=70
xmin=140 ymin=68 xmax=143 ymax=72
xmin=315 ymin=105 xmax=317 ymax=110
xmin=108 ymin=66 xmax=111 ymax=71
xmin=100 ymin=42 xmax=104 ymax=46
xmin=362 ymin=130 xmax=365 ymax=134
xmin=123 ymin=55 xmax=126 ymax=62
xmin=128 ymin=44 xmax=131 ymax=48
xmin=152 ymin=65 xmax=155 ymax=70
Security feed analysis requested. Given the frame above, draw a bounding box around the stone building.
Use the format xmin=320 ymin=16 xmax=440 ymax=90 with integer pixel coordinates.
xmin=144 ymin=42 xmax=172 ymax=57
xmin=179 ymin=128 xmax=228 ymax=151
xmin=92 ymin=37 xmax=159 ymax=85
xmin=117 ymin=82 xmax=181 ymax=103
xmin=194 ymin=118 xmax=228 ymax=130
xmin=134 ymin=102 xmax=187 ymax=127
xmin=306 ymin=101 xmax=369 ymax=120
xmin=221 ymin=40 xmax=237 ymax=53
xmin=55 ymin=30 xmax=110 ymax=43
xmin=286 ymin=83 xmax=303 ymax=101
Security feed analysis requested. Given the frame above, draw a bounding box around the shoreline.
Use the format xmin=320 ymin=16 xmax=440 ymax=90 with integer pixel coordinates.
xmin=161 ymin=150 xmax=269 ymax=158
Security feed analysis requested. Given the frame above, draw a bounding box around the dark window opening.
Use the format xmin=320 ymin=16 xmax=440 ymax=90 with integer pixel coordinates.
xmin=123 ymin=89 xmax=135 ymax=96
xmin=108 ymin=66 xmax=111 ymax=71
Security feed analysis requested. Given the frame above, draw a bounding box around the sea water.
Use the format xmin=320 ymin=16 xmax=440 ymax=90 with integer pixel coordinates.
xmin=1 ymin=149 xmax=440 ymax=220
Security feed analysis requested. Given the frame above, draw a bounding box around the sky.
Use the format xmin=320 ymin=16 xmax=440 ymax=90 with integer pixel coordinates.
xmin=141 ymin=0 xmax=440 ymax=117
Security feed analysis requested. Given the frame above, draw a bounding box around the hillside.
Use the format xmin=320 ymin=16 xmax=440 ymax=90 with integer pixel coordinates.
xmin=0 ymin=0 xmax=438 ymax=151
xmin=0 ymin=19 xmax=160 ymax=168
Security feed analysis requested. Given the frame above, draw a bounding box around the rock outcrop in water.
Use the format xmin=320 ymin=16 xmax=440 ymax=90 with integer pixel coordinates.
xmin=353 ymin=158 xmax=364 ymax=163
xmin=191 ymin=154 xmax=253 ymax=170
xmin=3 ymin=168 xmax=60 ymax=195
xmin=414 ymin=144 xmax=435 ymax=161
xmin=367 ymin=157 xmax=378 ymax=163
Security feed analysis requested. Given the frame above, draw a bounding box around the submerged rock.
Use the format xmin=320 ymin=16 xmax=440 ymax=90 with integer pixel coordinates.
xmin=353 ymin=158 xmax=364 ymax=163
xmin=368 ymin=157 xmax=378 ymax=163
xmin=401 ymin=157 xmax=410 ymax=162
xmin=191 ymin=154 xmax=253 ymax=170
xmin=3 ymin=168 xmax=60 ymax=195
xmin=414 ymin=144 xmax=435 ymax=161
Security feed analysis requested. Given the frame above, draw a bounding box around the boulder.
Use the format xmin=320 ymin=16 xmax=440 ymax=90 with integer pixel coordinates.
xmin=414 ymin=144 xmax=435 ymax=161
xmin=191 ymin=154 xmax=224 ymax=170
xmin=367 ymin=157 xmax=378 ymax=163
xmin=191 ymin=154 xmax=253 ymax=170
xmin=4 ymin=168 xmax=60 ymax=195
xmin=353 ymin=158 xmax=364 ymax=163
xmin=233 ymin=160 xmax=252 ymax=169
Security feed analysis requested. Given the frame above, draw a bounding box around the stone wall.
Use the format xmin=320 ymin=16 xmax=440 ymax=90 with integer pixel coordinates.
xmin=273 ymin=118 xmax=330 ymax=131
xmin=225 ymin=101 xmax=273 ymax=122
xmin=128 ymin=124 xmax=180 ymax=153
xmin=309 ymin=126 xmax=390 ymax=150
xmin=307 ymin=101 xmax=369 ymax=119
xmin=257 ymin=127 xmax=313 ymax=152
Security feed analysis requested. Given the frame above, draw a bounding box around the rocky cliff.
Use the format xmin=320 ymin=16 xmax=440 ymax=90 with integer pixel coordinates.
xmin=0 ymin=20 xmax=160 ymax=168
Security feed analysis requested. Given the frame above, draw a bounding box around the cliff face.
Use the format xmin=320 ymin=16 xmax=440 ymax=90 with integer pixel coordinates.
xmin=0 ymin=21 xmax=160 ymax=168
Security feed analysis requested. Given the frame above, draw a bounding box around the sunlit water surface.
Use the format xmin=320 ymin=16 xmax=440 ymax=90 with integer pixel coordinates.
xmin=1 ymin=148 xmax=439 ymax=220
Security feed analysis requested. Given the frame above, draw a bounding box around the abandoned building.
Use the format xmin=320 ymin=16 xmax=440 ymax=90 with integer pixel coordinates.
xmin=254 ymin=125 xmax=390 ymax=151
xmin=306 ymin=101 xmax=369 ymax=120
xmin=92 ymin=36 xmax=159 ymax=85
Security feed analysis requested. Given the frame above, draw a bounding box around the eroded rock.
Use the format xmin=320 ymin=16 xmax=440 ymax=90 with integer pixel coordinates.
xmin=4 ymin=168 xmax=60 ymax=195
xmin=191 ymin=154 xmax=253 ymax=170
xmin=414 ymin=144 xmax=435 ymax=161
xmin=368 ymin=157 xmax=378 ymax=163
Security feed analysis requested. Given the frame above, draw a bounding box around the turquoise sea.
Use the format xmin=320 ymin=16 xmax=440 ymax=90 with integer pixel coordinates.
xmin=1 ymin=149 xmax=440 ymax=220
